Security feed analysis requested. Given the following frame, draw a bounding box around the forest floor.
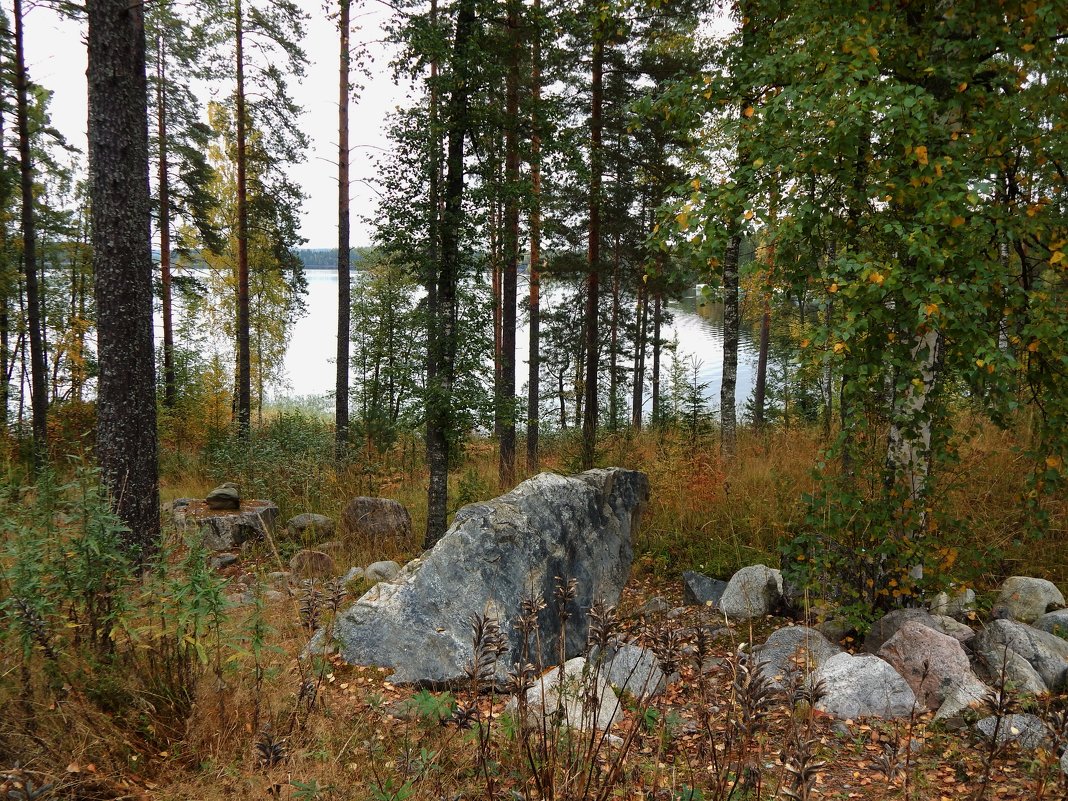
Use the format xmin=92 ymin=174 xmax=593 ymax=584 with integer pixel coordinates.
xmin=23 ymin=564 xmax=1058 ymax=801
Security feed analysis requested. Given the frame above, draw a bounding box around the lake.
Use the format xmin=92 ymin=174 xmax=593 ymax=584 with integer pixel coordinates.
xmin=277 ymin=270 xmax=759 ymax=412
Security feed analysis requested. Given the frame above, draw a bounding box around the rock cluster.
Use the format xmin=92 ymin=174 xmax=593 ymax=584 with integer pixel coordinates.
xmin=725 ymin=570 xmax=1068 ymax=745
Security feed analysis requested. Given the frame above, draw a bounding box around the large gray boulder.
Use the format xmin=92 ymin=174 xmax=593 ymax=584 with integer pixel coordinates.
xmin=753 ymin=626 xmax=842 ymax=690
xmin=994 ymin=576 xmax=1065 ymax=623
xmin=813 ymin=652 xmax=917 ymax=719
xmin=877 ymin=621 xmax=970 ymax=710
xmin=340 ymin=497 xmax=412 ymax=543
xmin=974 ymin=619 xmax=1068 ymax=692
xmin=172 ymin=498 xmax=279 ymax=551
xmin=334 ymin=469 xmax=649 ymax=685
xmin=719 ymin=565 xmax=784 ymax=620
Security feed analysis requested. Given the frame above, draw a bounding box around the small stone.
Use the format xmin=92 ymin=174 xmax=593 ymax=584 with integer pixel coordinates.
xmin=342 ymin=566 xmax=366 ymax=584
xmin=719 ymin=565 xmax=784 ymax=620
xmin=928 ymin=614 xmax=975 ymax=644
xmin=973 ymin=618 xmax=1068 ymax=691
xmin=286 ymin=513 xmax=336 ymax=543
xmin=264 ymin=590 xmax=286 ymax=603
xmin=206 ymin=483 xmax=241 ymax=510
xmin=507 ymin=657 xmax=621 ymax=732
xmin=878 ymin=621 xmax=970 ymax=709
xmin=339 ymin=497 xmax=412 ymax=543
xmin=975 ymin=713 xmax=1048 ymax=749
xmin=365 ymin=560 xmax=401 ymax=583
xmin=934 ymin=673 xmax=990 ymax=729
xmin=813 ymin=652 xmax=918 ymax=719
xmin=1033 ymin=609 xmax=1068 ymax=639
xmin=682 ymin=572 xmax=728 ymax=607
xmin=995 ymin=576 xmax=1066 ymax=624
xmin=594 ymin=642 xmax=667 ymax=700
xmin=863 ymin=609 xmax=937 ymax=654
xmin=302 ymin=628 xmax=336 ymax=658
xmin=640 ymin=596 xmax=671 ymax=616
xmin=929 ymin=587 xmax=977 ymax=619
xmin=210 ymin=552 xmax=238 ymax=570
xmin=754 ymin=625 xmax=842 ymax=689
xmin=831 ymin=721 xmax=851 ymax=738
xmin=289 ymin=549 xmax=337 ymax=579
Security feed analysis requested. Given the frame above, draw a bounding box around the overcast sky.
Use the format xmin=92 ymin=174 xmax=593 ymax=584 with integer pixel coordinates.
xmin=22 ymin=2 xmax=409 ymax=248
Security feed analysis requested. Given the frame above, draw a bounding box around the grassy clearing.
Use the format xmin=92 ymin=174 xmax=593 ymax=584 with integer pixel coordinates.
xmin=1 ymin=416 xmax=1066 ymax=799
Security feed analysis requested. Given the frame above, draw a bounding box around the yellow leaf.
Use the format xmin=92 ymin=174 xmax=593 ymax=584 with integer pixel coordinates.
xmin=915 ymin=145 xmax=929 ymax=165
xmin=676 ymin=212 xmax=689 ymax=230
xmin=743 ymin=106 xmax=755 ymax=118
xmin=951 ymin=216 xmax=965 ymax=227
xmin=829 ymin=282 xmax=838 ymax=293
xmin=743 ymin=210 xmax=754 ymax=220
xmin=833 ymin=342 xmax=847 ymax=354
xmin=925 ymin=303 xmax=939 ymax=316
xmin=1047 ymin=455 xmax=1064 ymax=469
xmin=1051 ymin=251 xmax=1065 ymax=264
xmin=1022 ymin=43 xmax=1035 ymax=52
xmin=976 ymin=359 xmax=985 ymax=367
xmin=691 ymin=178 xmax=701 ymax=191
xmin=957 ymin=82 xmax=968 ymax=92
xmin=868 ymin=46 xmax=879 ymax=59
xmin=800 ymin=339 xmax=810 ymax=348
xmin=870 ymin=272 xmax=884 ymax=285
xmin=1028 ymin=340 xmax=1040 ymax=352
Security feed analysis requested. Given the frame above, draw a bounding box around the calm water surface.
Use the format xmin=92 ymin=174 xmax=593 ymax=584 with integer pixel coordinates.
xmin=279 ymin=270 xmax=758 ymax=411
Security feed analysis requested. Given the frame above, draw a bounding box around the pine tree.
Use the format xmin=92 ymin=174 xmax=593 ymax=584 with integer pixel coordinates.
xmin=87 ymin=0 xmax=160 ymax=562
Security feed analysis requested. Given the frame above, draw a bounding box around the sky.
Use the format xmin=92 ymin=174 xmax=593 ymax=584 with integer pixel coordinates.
xmin=21 ymin=2 xmax=409 ymax=249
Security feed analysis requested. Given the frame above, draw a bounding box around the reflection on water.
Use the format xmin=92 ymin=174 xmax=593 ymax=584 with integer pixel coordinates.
xmin=277 ymin=272 xmax=759 ymax=410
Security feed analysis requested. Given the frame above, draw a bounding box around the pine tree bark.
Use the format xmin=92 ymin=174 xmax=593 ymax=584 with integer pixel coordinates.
xmin=580 ymin=24 xmax=604 ymax=470
xmin=156 ymin=34 xmax=177 ymax=408
xmin=234 ymin=0 xmax=252 ymax=435
xmin=14 ymin=0 xmax=47 ymax=460
xmin=335 ymin=0 xmax=352 ymax=459
xmin=631 ymin=281 xmax=647 ymax=428
xmin=498 ymin=0 xmax=520 ymax=488
xmin=526 ymin=0 xmax=543 ymax=474
xmin=753 ymin=301 xmax=770 ymax=428
xmin=425 ymin=0 xmax=476 ymax=549
xmin=87 ymin=0 xmax=160 ymax=563
xmin=720 ymin=233 xmax=741 ymax=455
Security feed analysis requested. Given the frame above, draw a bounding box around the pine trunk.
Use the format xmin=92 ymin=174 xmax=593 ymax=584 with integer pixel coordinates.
xmin=14 ymin=0 xmax=47 ymax=459
xmin=87 ymin=0 xmax=160 ymax=562
xmin=335 ymin=0 xmax=352 ymax=458
xmin=234 ymin=0 xmax=251 ymax=435
xmin=720 ymin=233 xmax=741 ymax=456
xmin=526 ymin=0 xmax=542 ymax=474
xmin=631 ymin=281 xmax=647 ymax=428
xmin=156 ymin=35 xmax=177 ymax=408
xmin=425 ymin=0 xmax=476 ymax=549
xmin=580 ymin=28 xmax=604 ymax=470
xmin=753 ymin=302 xmax=770 ymax=428
xmin=499 ymin=0 xmax=520 ymax=488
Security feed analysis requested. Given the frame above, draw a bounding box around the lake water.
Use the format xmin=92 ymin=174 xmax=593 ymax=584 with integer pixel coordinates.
xmin=279 ymin=270 xmax=758 ymax=412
